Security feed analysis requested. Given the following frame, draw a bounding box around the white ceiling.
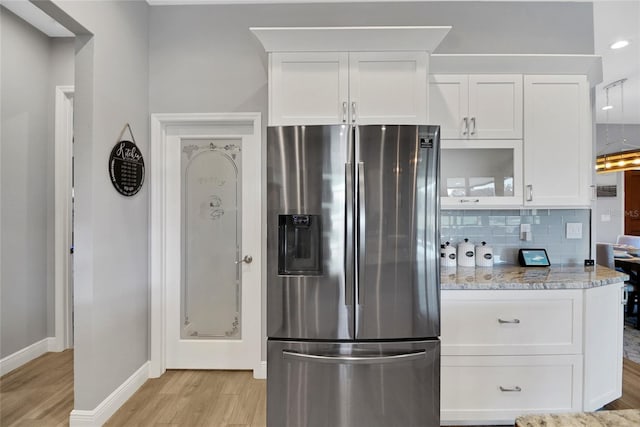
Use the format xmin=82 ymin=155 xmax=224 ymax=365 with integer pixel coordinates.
xmin=593 ymin=1 xmax=640 ymax=124
xmin=3 ymin=0 xmax=638 ymax=124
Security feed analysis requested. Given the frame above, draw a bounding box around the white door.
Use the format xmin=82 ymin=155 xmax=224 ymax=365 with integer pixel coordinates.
xmin=161 ymin=121 xmax=261 ymax=370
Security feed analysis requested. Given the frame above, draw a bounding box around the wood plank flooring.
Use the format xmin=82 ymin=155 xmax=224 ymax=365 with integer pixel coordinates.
xmin=2 ymin=350 xmax=640 ymax=426
xmin=0 ymin=349 xmax=73 ymax=427
xmin=105 ymin=370 xmax=266 ymax=427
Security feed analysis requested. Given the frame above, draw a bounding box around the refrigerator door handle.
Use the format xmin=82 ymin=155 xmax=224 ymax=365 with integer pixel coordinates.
xmin=357 ymin=162 xmax=366 ymax=306
xmin=345 ymin=163 xmax=354 ymax=306
xmin=282 ymin=350 xmax=426 ymax=365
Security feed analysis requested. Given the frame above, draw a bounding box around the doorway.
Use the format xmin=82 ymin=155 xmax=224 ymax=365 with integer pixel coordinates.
xmin=625 ymin=170 xmax=640 ymax=236
xmin=150 ymin=113 xmax=262 ymax=378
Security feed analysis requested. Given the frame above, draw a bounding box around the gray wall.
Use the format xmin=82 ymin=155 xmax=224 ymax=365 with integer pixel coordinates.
xmin=1 ymin=7 xmax=51 ymax=358
xmin=0 ymin=8 xmax=73 ymax=359
xmin=148 ymin=1 xmax=595 ymax=361
xmin=594 ymin=123 xmax=640 ymax=243
xmin=49 ymin=0 xmax=150 ymax=411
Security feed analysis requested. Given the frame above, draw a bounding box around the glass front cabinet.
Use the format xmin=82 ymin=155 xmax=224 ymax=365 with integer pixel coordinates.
xmin=440 ymin=140 xmax=523 ymax=208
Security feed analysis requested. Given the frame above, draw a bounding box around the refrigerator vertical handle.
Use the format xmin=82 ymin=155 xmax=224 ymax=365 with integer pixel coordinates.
xmin=345 ymin=163 xmax=354 ymax=306
xmin=357 ymin=162 xmax=366 ymax=306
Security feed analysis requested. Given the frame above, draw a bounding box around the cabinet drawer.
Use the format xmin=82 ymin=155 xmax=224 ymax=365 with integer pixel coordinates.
xmin=442 ymin=290 xmax=582 ymax=355
xmin=441 ymin=355 xmax=582 ymax=424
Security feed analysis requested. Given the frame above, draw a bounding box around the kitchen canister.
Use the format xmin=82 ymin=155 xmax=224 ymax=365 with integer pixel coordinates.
xmin=457 ymin=238 xmax=476 ymax=267
xmin=476 ymin=241 xmax=494 ymax=267
xmin=441 ymin=241 xmax=457 ymax=267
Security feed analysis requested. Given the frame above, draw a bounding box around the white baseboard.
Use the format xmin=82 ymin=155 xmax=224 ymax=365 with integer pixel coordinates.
xmin=254 ymin=360 xmax=267 ymax=379
xmin=0 ymin=337 xmax=56 ymax=376
xmin=69 ymin=361 xmax=150 ymax=427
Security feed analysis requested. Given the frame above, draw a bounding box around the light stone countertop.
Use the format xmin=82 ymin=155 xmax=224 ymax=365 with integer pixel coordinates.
xmin=440 ymin=264 xmax=629 ymax=290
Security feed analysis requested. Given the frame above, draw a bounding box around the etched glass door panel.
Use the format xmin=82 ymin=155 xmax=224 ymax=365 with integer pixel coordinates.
xmin=181 ymin=140 xmax=242 ymax=339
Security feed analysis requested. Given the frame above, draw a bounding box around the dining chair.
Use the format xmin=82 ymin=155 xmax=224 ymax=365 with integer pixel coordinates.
xmin=617 ymin=234 xmax=640 ymax=250
xmin=615 ymin=235 xmax=639 ymax=328
xmin=596 ymin=243 xmax=615 ymax=269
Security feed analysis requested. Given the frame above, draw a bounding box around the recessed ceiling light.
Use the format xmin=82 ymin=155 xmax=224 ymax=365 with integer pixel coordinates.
xmin=610 ymin=40 xmax=630 ymax=49
xmin=602 ymin=105 xmax=614 ymax=111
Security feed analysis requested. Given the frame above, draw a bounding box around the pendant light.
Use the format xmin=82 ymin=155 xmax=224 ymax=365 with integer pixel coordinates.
xmin=595 ymin=78 xmax=640 ymax=174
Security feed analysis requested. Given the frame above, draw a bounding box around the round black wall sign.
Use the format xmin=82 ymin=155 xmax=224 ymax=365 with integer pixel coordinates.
xmin=108 ymin=140 xmax=145 ymax=196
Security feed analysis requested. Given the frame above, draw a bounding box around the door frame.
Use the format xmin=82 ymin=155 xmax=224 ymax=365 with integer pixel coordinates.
xmin=149 ymin=112 xmax=262 ymax=378
xmin=54 ymin=85 xmax=74 ymax=352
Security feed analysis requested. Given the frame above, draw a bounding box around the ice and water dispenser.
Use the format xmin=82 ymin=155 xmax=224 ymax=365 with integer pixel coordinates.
xmin=278 ymin=214 xmax=322 ymax=276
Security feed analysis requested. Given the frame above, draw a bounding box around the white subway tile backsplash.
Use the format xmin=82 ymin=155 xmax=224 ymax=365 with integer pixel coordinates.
xmin=440 ymin=209 xmax=590 ymax=265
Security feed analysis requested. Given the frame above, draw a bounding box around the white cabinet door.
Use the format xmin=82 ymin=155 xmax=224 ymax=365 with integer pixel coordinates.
xmin=270 ymin=51 xmax=427 ymax=126
xmin=469 ymin=75 xmax=523 ymax=139
xmin=583 ymin=282 xmax=624 ymax=411
xmin=269 ymin=52 xmax=349 ymax=125
xmin=349 ymin=52 xmax=428 ymax=125
xmin=429 ymin=74 xmax=522 ymax=139
xmin=428 ymin=75 xmax=468 ymax=138
xmin=523 ymin=75 xmax=592 ymax=207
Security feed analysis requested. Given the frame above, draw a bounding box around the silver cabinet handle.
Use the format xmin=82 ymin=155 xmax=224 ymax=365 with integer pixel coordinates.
xmin=498 ymin=318 xmax=520 ymax=324
xmin=235 ymin=255 xmax=253 ymax=264
xmin=590 ymin=184 xmax=596 ymax=201
xmin=499 ymin=386 xmax=522 ymax=392
xmin=623 ymin=287 xmax=628 ymax=306
xmin=526 ymin=184 xmax=533 ymax=202
xmin=459 ymin=199 xmax=480 ymax=204
xmin=462 ymin=117 xmax=469 ymax=136
xmin=351 ymin=102 xmax=357 ymax=123
xmin=470 ymin=117 xmax=476 ymax=135
xmin=345 ymin=163 xmax=354 ymax=306
xmin=283 ymin=350 xmax=426 ymax=365
xmin=342 ymin=102 xmax=348 ymax=123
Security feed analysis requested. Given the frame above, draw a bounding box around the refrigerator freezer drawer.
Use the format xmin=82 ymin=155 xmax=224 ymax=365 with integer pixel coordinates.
xmin=267 ymin=339 xmax=440 ymax=427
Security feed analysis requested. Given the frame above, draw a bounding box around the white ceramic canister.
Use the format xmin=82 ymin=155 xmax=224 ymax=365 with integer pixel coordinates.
xmin=457 ymin=238 xmax=476 ymax=267
xmin=475 ymin=241 xmax=494 ymax=267
xmin=441 ymin=241 xmax=457 ymax=267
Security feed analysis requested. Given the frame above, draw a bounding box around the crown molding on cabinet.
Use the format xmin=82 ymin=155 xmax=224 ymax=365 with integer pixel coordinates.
xmin=250 ymin=26 xmax=451 ymax=53
xmin=431 ymin=54 xmax=603 ymax=87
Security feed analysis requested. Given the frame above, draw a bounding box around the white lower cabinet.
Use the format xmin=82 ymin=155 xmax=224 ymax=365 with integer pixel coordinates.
xmin=441 ymin=286 xmax=623 ymax=425
xmin=441 ymin=355 xmax=583 ymax=425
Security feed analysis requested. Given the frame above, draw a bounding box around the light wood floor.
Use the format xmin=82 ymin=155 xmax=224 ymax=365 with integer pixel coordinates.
xmin=0 ymin=349 xmax=73 ymax=427
xmin=2 ymin=350 xmax=640 ymax=427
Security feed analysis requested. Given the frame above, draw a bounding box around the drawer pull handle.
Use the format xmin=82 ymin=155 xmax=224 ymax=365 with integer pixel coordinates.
xmin=499 ymin=386 xmax=522 ymax=392
xmin=498 ymin=318 xmax=520 ymax=324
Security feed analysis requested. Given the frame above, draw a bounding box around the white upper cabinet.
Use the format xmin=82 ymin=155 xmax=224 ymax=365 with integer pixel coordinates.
xmin=429 ymin=75 xmax=523 ymax=139
xmin=270 ymin=52 xmax=349 ymax=125
xmin=269 ymin=51 xmax=428 ymax=126
xmin=523 ymin=75 xmax=592 ymax=207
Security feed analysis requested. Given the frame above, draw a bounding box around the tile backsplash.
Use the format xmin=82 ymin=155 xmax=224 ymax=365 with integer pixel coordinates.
xmin=440 ymin=209 xmax=591 ymax=265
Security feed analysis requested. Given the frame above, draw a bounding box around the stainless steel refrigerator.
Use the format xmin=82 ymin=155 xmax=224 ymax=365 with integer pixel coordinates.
xmin=267 ymin=125 xmax=441 ymax=427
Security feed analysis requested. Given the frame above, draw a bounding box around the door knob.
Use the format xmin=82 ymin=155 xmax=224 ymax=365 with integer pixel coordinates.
xmin=236 ymin=255 xmax=253 ymax=264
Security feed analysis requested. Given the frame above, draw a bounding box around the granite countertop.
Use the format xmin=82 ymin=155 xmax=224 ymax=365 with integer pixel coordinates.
xmin=441 ymin=264 xmax=629 ymax=290
xmin=515 ymin=409 xmax=640 ymax=426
